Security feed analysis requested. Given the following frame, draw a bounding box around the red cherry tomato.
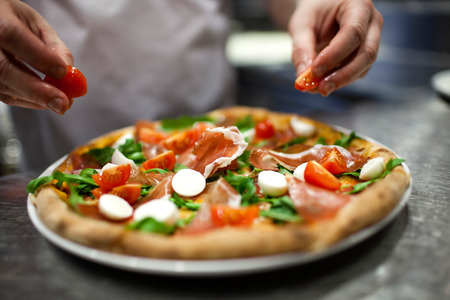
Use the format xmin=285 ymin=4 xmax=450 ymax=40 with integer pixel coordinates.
xmin=294 ymin=67 xmax=320 ymax=92
xmin=110 ymin=184 xmax=142 ymax=204
xmin=304 ymin=161 xmax=341 ymax=191
xmin=163 ymin=122 xmax=210 ymax=154
xmin=210 ymin=205 xmax=260 ymax=227
xmin=320 ymin=147 xmax=347 ymax=174
xmin=44 ymin=65 xmax=87 ymax=98
xmin=92 ymin=164 xmax=131 ymax=190
xmin=255 ymin=119 xmax=275 ymax=139
xmin=142 ymin=150 xmax=176 ymax=171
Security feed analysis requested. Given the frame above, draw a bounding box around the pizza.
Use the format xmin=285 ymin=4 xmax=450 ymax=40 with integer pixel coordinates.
xmin=27 ymin=106 xmax=410 ymax=260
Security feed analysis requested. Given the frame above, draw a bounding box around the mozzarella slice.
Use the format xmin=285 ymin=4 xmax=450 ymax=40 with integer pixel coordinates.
xmin=112 ymin=132 xmax=134 ymax=149
xmin=258 ymin=170 xmax=288 ymax=197
xmin=171 ymin=169 xmax=206 ymax=197
xmin=101 ymin=163 xmax=118 ymax=173
xmin=359 ymin=157 xmax=385 ymax=180
xmin=290 ymin=116 xmax=316 ymax=137
xmin=293 ymin=162 xmax=308 ymax=182
xmin=98 ymin=194 xmax=133 ymax=221
xmin=133 ymin=198 xmax=179 ymax=225
xmin=111 ymin=148 xmax=137 ymax=168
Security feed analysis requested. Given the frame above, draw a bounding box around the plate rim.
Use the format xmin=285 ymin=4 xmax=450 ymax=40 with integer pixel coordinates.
xmin=26 ymin=126 xmax=412 ymax=277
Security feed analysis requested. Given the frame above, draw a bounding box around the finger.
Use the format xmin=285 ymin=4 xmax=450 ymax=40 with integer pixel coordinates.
xmin=0 ymin=51 xmax=70 ymax=114
xmin=316 ymin=15 xmax=382 ymax=96
xmin=311 ymin=2 xmax=372 ymax=79
xmin=0 ymin=94 xmax=46 ymax=110
xmin=288 ymin=10 xmax=317 ymax=75
xmin=0 ymin=2 xmax=68 ymax=78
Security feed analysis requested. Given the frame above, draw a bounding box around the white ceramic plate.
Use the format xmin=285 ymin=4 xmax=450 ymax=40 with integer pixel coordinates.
xmin=431 ymin=69 xmax=450 ymax=103
xmin=27 ymin=130 xmax=412 ymax=277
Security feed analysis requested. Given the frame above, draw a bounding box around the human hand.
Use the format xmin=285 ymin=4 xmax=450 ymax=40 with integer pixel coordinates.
xmin=0 ymin=0 xmax=73 ymax=114
xmin=289 ymin=0 xmax=383 ymax=96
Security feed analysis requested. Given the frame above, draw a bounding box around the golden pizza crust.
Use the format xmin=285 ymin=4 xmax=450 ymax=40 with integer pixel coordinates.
xmin=32 ymin=106 xmax=411 ymax=259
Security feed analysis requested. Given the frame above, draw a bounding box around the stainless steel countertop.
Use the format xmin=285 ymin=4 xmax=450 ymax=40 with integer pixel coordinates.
xmin=1 ymin=83 xmax=449 ymax=299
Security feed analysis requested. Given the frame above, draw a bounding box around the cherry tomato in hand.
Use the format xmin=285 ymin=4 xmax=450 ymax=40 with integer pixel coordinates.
xmin=255 ymin=119 xmax=275 ymax=139
xmin=44 ymin=65 xmax=87 ymax=98
xmin=304 ymin=161 xmax=341 ymax=191
xmin=92 ymin=164 xmax=131 ymax=190
xmin=294 ymin=67 xmax=320 ymax=92
xmin=320 ymin=147 xmax=347 ymax=174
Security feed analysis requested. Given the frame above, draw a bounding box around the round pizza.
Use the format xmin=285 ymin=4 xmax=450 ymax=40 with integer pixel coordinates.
xmin=27 ymin=106 xmax=410 ymax=260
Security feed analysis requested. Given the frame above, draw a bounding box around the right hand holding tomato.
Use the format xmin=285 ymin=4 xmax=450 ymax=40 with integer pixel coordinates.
xmin=0 ymin=0 xmax=85 ymax=115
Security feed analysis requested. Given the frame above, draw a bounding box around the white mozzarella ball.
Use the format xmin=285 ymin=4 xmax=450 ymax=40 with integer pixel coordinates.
xmin=290 ymin=116 xmax=316 ymax=137
xmin=133 ymin=198 xmax=179 ymax=225
xmin=171 ymin=169 xmax=206 ymax=197
xmin=258 ymin=170 xmax=288 ymax=197
xmin=98 ymin=194 xmax=133 ymax=221
xmin=359 ymin=157 xmax=385 ymax=180
xmin=293 ymin=162 xmax=308 ymax=182
xmin=112 ymin=132 xmax=134 ymax=149
xmin=101 ymin=163 xmax=118 ymax=173
xmin=111 ymin=148 xmax=137 ymax=168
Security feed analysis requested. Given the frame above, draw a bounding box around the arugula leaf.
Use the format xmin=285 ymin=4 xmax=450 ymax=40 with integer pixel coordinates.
xmin=118 ymin=139 xmax=146 ymax=163
xmin=277 ymin=165 xmax=293 ymax=175
xmin=315 ymin=136 xmax=327 ymax=145
xmin=140 ymin=185 xmax=154 ymax=197
xmin=237 ymin=150 xmax=252 ymax=170
xmin=223 ymin=171 xmax=259 ymax=206
xmin=161 ymin=115 xmax=215 ymax=131
xmin=334 ymin=131 xmax=360 ymax=148
xmin=173 ymin=163 xmax=188 ymax=172
xmin=170 ymin=193 xmax=201 ymax=211
xmin=127 ymin=217 xmax=175 ymax=235
xmin=144 ymin=168 xmax=169 ymax=174
xmin=235 ymin=115 xmax=255 ymax=132
xmin=347 ymin=158 xmax=405 ymax=194
xmin=259 ymin=196 xmax=301 ymax=223
xmin=68 ymin=184 xmax=87 ymax=209
xmin=88 ymin=147 xmax=115 ymax=165
xmin=27 ymin=170 xmax=98 ymax=194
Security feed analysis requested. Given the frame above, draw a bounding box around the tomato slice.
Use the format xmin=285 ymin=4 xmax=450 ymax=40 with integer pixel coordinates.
xmin=320 ymin=147 xmax=347 ymax=174
xmin=163 ymin=122 xmax=210 ymax=154
xmin=142 ymin=150 xmax=176 ymax=171
xmin=44 ymin=65 xmax=87 ymax=98
xmin=136 ymin=121 xmax=168 ymax=144
xmin=294 ymin=67 xmax=321 ymax=91
xmin=304 ymin=161 xmax=341 ymax=191
xmin=210 ymin=205 xmax=260 ymax=227
xmin=255 ymin=119 xmax=275 ymax=139
xmin=110 ymin=183 xmax=142 ymax=204
xmin=92 ymin=164 xmax=131 ymax=190
xmin=91 ymin=187 xmax=108 ymax=199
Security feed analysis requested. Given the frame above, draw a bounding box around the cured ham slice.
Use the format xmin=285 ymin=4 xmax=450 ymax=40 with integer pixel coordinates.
xmin=191 ymin=126 xmax=248 ymax=178
xmin=258 ymin=144 xmax=365 ymax=172
xmin=288 ymin=178 xmax=350 ymax=223
xmin=202 ymin=178 xmax=241 ymax=208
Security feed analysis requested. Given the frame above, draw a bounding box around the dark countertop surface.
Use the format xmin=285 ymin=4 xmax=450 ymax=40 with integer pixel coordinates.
xmin=1 ymin=71 xmax=450 ymax=299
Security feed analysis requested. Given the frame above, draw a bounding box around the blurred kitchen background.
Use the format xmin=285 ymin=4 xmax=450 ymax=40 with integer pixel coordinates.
xmin=1 ymin=0 xmax=449 ymax=175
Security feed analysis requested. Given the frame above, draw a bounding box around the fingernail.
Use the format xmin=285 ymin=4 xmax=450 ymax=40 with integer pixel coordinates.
xmin=50 ymin=65 xmax=67 ymax=79
xmin=314 ymin=65 xmax=327 ymax=78
xmin=48 ymin=98 xmax=66 ymax=115
xmin=322 ymin=79 xmax=336 ymax=96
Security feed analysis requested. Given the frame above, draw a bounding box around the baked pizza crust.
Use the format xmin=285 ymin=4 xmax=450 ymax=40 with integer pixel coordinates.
xmin=32 ymin=106 xmax=411 ymax=259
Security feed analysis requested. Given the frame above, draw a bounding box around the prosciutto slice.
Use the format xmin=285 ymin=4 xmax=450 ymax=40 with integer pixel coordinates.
xmin=251 ymin=144 xmax=366 ymax=172
xmin=288 ymin=178 xmax=350 ymax=223
xmin=191 ymin=126 xmax=248 ymax=178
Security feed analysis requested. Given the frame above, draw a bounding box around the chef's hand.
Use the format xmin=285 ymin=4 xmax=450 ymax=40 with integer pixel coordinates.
xmin=0 ymin=0 xmax=73 ymax=114
xmin=289 ymin=0 xmax=383 ymax=96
